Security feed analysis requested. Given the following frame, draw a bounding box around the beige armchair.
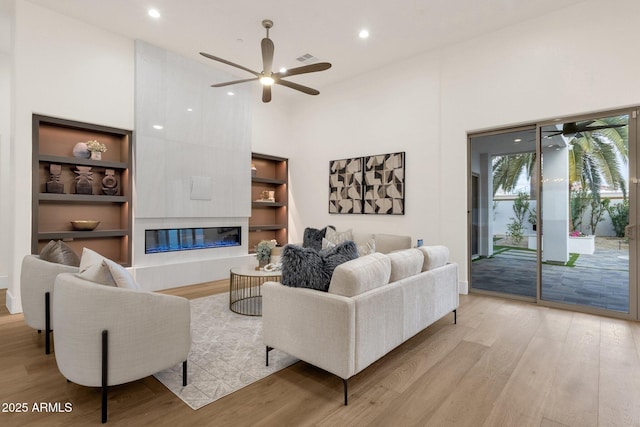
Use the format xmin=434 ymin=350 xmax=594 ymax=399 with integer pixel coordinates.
xmin=20 ymin=255 xmax=79 ymax=354
xmin=53 ymin=273 xmax=191 ymax=423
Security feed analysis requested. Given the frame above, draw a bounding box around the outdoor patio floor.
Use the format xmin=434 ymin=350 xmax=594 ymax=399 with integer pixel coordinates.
xmin=471 ymin=243 xmax=629 ymax=312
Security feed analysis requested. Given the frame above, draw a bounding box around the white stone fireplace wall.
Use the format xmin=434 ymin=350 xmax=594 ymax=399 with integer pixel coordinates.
xmin=134 ymin=41 xmax=253 ymax=290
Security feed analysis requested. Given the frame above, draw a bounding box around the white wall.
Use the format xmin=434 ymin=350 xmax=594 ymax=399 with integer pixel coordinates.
xmin=287 ymin=0 xmax=640 ymax=293
xmin=0 ymin=2 xmax=13 ymax=290
xmin=6 ymin=0 xmax=134 ymax=312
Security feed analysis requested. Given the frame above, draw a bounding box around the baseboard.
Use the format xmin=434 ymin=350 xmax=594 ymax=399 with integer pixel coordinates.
xmin=459 ymin=280 xmax=469 ymax=295
xmin=134 ymin=255 xmax=255 ymax=292
xmin=5 ymin=288 xmax=22 ymax=314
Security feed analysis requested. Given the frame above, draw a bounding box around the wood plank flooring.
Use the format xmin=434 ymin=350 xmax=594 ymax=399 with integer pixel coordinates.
xmin=2 ymin=283 xmax=640 ymax=426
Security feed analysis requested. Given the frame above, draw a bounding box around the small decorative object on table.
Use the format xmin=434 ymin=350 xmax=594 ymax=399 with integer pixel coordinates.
xmin=101 ymin=168 xmax=119 ymax=195
xmin=257 ymin=190 xmax=275 ymax=203
xmin=74 ymin=166 xmax=93 ymax=194
xmin=86 ymin=140 xmax=107 ymax=160
xmin=46 ymin=164 xmax=64 ymax=193
xmin=255 ymin=239 xmax=277 ymax=270
xmin=251 ymin=163 xmax=257 ymax=177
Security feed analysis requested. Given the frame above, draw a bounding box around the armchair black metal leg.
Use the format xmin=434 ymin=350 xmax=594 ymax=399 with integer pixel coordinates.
xmin=343 ymin=379 xmax=348 ymax=405
xmin=101 ymin=330 xmax=108 ymax=424
xmin=266 ymin=346 xmax=273 ymax=366
xmin=45 ymin=292 xmax=51 ymax=354
xmin=454 ymin=309 xmax=457 ymax=325
xmin=182 ymin=360 xmax=188 ymax=387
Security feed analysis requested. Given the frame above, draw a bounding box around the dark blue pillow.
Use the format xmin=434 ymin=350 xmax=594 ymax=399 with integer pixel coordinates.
xmin=281 ymin=240 xmax=358 ymax=291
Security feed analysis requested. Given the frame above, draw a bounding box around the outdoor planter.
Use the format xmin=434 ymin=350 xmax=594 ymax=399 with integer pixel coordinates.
xmin=568 ymin=235 xmax=595 ymax=254
xmin=527 ymin=234 xmax=595 ymax=254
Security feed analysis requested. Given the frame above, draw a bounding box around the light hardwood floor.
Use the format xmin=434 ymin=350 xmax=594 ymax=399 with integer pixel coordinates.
xmin=2 ymin=283 xmax=640 ymax=426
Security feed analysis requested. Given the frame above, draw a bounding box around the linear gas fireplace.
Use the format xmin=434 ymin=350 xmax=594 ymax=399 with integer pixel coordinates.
xmin=145 ymin=226 xmax=241 ymax=254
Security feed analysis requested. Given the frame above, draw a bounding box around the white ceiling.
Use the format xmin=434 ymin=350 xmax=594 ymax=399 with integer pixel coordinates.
xmin=17 ymin=0 xmax=586 ymax=92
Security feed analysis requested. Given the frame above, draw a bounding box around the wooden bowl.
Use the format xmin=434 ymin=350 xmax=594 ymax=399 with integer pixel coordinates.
xmin=71 ymin=220 xmax=100 ymax=231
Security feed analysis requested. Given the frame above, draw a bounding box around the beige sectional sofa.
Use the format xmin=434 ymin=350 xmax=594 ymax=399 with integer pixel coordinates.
xmin=262 ymin=245 xmax=458 ymax=404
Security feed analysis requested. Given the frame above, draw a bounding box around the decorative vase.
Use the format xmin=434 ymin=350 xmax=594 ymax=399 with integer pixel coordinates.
xmin=258 ymin=258 xmax=269 ymax=270
xmin=73 ymin=142 xmax=90 ymax=158
xmin=90 ymin=151 xmax=102 ymax=160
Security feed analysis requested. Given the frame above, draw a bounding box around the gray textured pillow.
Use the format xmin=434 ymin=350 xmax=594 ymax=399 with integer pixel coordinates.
xmin=303 ymin=226 xmax=334 ymax=251
xmin=39 ymin=240 xmax=80 ymax=267
xmin=281 ymin=241 xmax=358 ymax=291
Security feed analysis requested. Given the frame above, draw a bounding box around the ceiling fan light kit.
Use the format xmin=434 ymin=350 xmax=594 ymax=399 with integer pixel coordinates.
xmin=200 ymin=19 xmax=332 ymax=103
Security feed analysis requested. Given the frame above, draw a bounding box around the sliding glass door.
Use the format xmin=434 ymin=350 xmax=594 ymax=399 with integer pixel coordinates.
xmin=469 ymin=108 xmax=639 ymax=319
xmin=539 ymin=111 xmax=637 ymax=316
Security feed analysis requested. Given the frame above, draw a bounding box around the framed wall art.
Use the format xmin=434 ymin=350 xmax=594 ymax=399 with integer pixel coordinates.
xmin=329 ymin=157 xmax=363 ymax=214
xmin=363 ymin=152 xmax=405 ymax=215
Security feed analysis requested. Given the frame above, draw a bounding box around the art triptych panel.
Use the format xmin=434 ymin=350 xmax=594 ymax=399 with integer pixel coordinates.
xmin=329 ymin=157 xmax=363 ymax=214
xmin=329 ymin=152 xmax=405 ymax=215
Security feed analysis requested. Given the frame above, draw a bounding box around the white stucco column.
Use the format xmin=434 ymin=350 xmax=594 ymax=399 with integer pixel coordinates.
xmin=541 ymin=144 xmax=569 ymax=263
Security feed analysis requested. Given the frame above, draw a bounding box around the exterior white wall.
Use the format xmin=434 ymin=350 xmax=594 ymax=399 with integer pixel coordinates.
xmin=287 ymin=0 xmax=640 ymax=294
xmin=6 ymin=1 xmax=134 ymax=312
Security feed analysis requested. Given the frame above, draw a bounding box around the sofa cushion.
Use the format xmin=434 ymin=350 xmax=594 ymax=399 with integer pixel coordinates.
xmin=387 ymin=249 xmax=423 ymax=282
xmin=39 ymin=240 xmax=80 ymax=267
xmin=303 ymin=226 xmax=333 ymax=251
xmin=418 ymin=246 xmax=449 ymax=271
xmin=328 ymin=253 xmax=391 ymax=297
xmin=374 ymin=234 xmax=412 ymax=254
xmin=79 ymin=247 xmax=107 ymax=273
xmin=281 ymin=241 xmax=358 ymax=292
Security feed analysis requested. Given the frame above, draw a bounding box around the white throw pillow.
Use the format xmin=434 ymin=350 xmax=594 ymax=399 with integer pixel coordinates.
xmin=357 ymin=238 xmax=376 ymax=257
xmin=322 ymin=237 xmax=336 ymax=250
xmin=77 ymin=261 xmax=117 ymax=286
xmin=104 ymin=259 xmax=140 ymax=290
xmin=79 ymin=247 xmax=107 ymax=273
xmin=325 ymin=228 xmax=353 ymax=245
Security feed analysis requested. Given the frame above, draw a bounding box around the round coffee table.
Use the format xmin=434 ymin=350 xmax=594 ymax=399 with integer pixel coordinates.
xmin=229 ymin=266 xmax=282 ymax=316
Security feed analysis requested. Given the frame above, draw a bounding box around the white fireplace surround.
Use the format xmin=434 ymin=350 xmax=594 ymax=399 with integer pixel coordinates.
xmin=133 ymin=41 xmax=254 ymax=289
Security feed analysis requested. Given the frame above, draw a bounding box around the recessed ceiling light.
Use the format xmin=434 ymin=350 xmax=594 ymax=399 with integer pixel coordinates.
xmin=153 ymin=124 xmax=163 ymax=130
xmin=279 ymin=67 xmax=287 ymax=73
xmin=187 ymin=108 xmax=193 ymax=112
xmin=359 ymin=29 xmax=370 ymax=39
xmin=514 ymin=138 xmax=522 ymax=143
xmin=227 ymin=91 xmax=235 ymax=96
xmin=148 ymin=9 xmax=161 ymax=19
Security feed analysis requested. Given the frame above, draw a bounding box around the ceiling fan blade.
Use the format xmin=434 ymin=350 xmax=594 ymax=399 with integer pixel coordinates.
xmin=275 ymin=62 xmax=332 ymax=78
xmin=211 ymin=77 xmax=259 ymax=88
xmin=199 ymin=52 xmax=260 ymax=77
xmin=261 ymin=38 xmax=274 ymax=75
xmin=276 ymin=79 xmax=320 ymax=95
xmin=580 ymin=124 xmax=627 ymax=132
xmin=262 ymin=85 xmax=272 ymax=103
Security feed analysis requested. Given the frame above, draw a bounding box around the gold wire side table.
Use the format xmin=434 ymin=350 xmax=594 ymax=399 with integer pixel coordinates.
xmin=229 ymin=266 xmax=282 ymax=316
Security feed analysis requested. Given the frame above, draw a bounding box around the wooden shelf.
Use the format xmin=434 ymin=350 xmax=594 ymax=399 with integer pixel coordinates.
xmin=249 ymin=224 xmax=287 ymax=232
xmin=39 ymin=154 xmax=127 ymax=169
xmin=252 ymin=177 xmax=286 ymax=185
xmin=252 ymin=201 xmax=285 ymax=208
xmin=38 ymin=229 xmax=128 ymax=240
xmin=32 ymin=115 xmax=133 ymax=265
xmin=249 ymin=153 xmax=288 ymax=250
xmin=39 ymin=193 xmax=127 ymax=203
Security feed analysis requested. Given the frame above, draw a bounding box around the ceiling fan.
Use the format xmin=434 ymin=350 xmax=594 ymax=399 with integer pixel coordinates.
xmin=200 ymin=19 xmax=332 ymax=103
xmin=543 ymin=120 xmax=626 ymax=138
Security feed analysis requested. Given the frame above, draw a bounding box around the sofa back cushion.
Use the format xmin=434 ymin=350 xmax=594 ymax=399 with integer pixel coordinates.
xmin=418 ymin=245 xmax=449 ymax=271
xmin=39 ymin=240 xmax=80 ymax=267
xmin=374 ymin=234 xmax=412 ymax=254
xmin=387 ymin=249 xmax=423 ymax=282
xmin=328 ymin=253 xmax=391 ymax=297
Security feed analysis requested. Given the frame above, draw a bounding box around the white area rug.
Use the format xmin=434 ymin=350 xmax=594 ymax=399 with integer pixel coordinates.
xmin=154 ymin=292 xmax=298 ymax=410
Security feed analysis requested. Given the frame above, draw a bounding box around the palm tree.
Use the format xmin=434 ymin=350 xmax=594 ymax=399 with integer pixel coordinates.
xmin=493 ymin=115 xmax=628 ymax=199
